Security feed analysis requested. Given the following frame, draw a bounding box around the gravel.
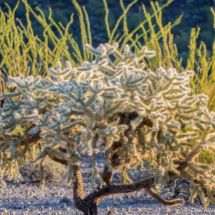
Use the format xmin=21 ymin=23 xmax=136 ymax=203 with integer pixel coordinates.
xmin=1 ymin=151 xmax=215 ymax=215
xmin=1 ymin=181 xmax=215 ymax=215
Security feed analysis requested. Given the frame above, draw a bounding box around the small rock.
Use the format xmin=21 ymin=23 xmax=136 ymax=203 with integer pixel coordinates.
xmin=59 ymin=196 xmax=72 ymax=204
xmin=113 ymin=202 xmax=118 ymax=206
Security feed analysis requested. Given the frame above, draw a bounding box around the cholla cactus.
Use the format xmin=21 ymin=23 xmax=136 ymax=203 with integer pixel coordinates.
xmin=1 ymin=42 xmax=215 ymax=214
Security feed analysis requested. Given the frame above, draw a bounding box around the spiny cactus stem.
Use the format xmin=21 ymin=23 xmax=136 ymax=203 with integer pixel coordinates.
xmin=176 ymin=132 xmax=209 ymax=171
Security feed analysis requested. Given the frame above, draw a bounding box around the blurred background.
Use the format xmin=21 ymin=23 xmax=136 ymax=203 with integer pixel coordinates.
xmin=0 ymin=0 xmax=214 ymax=70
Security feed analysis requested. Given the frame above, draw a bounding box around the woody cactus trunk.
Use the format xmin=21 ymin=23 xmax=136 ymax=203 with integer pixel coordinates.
xmin=1 ymin=42 xmax=215 ymax=214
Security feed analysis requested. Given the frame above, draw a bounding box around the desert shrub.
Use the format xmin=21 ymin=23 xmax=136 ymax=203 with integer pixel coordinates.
xmin=199 ymin=151 xmax=213 ymax=164
xmin=1 ymin=42 xmax=215 ymax=215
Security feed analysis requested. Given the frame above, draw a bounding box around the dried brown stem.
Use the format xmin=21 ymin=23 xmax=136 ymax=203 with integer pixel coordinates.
xmin=145 ymin=187 xmax=185 ymax=207
xmin=101 ymin=163 xmax=113 ymax=186
xmin=72 ymin=161 xmax=86 ymax=212
xmin=101 ymin=136 xmax=114 ymax=186
xmin=47 ymin=152 xmax=68 ymax=165
xmin=47 ymin=144 xmax=207 ymax=214
xmin=82 ymin=170 xmax=181 ymax=210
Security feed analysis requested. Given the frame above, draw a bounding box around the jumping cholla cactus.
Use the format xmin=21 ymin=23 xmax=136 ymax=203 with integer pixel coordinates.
xmin=0 ymin=42 xmax=215 ymax=214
